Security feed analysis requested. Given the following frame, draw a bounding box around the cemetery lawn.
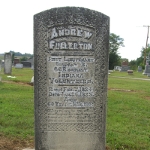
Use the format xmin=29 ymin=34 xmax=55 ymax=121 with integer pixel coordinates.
xmin=107 ymin=71 xmax=150 ymax=150
xmin=0 ymin=69 xmax=150 ymax=149
xmin=0 ymin=68 xmax=34 ymax=149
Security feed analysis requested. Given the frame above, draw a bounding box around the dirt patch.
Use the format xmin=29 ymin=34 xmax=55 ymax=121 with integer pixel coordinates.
xmin=0 ymin=135 xmax=34 ymax=150
xmin=145 ymin=96 xmax=150 ymax=100
xmin=1 ymin=81 xmax=33 ymax=87
xmin=0 ymin=135 xmax=110 ymax=150
xmin=108 ymin=88 xmax=135 ymax=92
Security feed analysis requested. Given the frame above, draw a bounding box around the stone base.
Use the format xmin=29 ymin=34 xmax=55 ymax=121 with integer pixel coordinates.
xmin=147 ymin=73 xmax=150 ymax=77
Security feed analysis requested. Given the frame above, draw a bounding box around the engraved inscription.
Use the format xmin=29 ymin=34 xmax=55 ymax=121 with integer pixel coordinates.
xmin=46 ymin=25 xmax=97 ymax=127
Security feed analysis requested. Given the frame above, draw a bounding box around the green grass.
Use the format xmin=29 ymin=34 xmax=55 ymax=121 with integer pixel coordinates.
xmin=0 ymin=82 xmax=34 ymax=139
xmin=110 ymin=70 xmax=150 ymax=79
xmin=0 ymin=67 xmax=33 ymax=83
xmin=0 ymin=69 xmax=150 ymax=149
xmin=0 ymin=68 xmax=34 ymax=139
xmin=107 ymin=72 xmax=150 ymax=149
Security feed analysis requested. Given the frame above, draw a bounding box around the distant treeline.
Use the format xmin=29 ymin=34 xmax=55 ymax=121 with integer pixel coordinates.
xmin=0 ymin=51 xmax=33 ymax=57
xmin=9 ymin=51 xmax=33 ymax=57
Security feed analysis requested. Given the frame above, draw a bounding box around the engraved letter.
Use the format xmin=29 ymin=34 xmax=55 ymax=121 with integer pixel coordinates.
xmin=50 ymin=40 xmax=55 ymax=49
xmin=65 ymin=29 xmax=70 ymax=35
xmin=84 ymin=31 xmax=93 ymax=39
xmin=71 ymin=28 xmax=76 ymax=35
xmin=77 ymin=29 xmax=83 ymax=36
xmin=88 ymin=44 xmax=92 ymax=50
xmin=51 ymin=28 xmax=58 ymax=39
xmin=59 ymin=29 xmax=64 ymax=36
xmin=60 ymin=42 xmax=67 ymax=49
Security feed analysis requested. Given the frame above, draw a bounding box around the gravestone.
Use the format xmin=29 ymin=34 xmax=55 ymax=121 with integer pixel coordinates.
xmin=34 ymin=7 xmax=109 ymax=150
xmin=114 ymin=66 xmax=121 ymax=71
xmin=119 ymin=65 xmax=130 ymax=72
xmin=137 ymin=66 xmax=142 ymax=72
xmin=15 ymin=63 xmax=23 ymax=69
xmin=4 ymin=53 xmax=12 ymax=74
xmin=143 ymin=52 xmax=150 ymax=75
xmin=119 ymin=60 xmax=130 ymax=72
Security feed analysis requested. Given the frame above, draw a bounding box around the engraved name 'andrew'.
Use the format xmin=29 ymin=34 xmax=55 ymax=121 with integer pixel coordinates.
xmin=48 ymin=27 xmax=93 ymax=50
xmin=50 ymin=27 xmax=93 ymax=39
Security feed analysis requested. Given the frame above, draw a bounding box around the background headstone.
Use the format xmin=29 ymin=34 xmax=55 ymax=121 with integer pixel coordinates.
xmin=137 ymin=66 xmax=142 ymax=72
xmin=143 ymin=52 xmax=150 ymax=75
xmin=121 ymin=60 xmax=128 ymax=66
xmin=114 ymin=66 xmax=121 ymax=71
xmin=119 ymin=65 xmax=130 ymax=72
xmin=34 ymin=7 xmax=109 ymax=150
xmin=143 ymin=65 xmax=150 ymax=75
xmin=4 ymin=52 xmax=12 ymax=75
xmin=120 ymin=60 xmax=130 ymax=72
xmin=15 ymin=63 xmax=23 ymax=69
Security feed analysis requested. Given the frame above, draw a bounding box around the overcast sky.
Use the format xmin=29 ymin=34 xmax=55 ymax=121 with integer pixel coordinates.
xmin=0 ymin=0 xmax=150 ymax=61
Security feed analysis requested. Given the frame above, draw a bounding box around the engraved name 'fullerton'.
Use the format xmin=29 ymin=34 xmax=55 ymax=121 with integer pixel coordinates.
xmin=49 ymin=41 xmax=92 ymax=50
xmin=50 ymin=27 xmax=93 ymax=39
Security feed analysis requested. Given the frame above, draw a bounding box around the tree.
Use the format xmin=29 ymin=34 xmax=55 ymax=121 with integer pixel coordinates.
xmin=11 ymin=52 xmax=15 ymax=63
xmin=128 ymin=60 xmax=136 ymax=70
xmin=141 ymin=44 xmax=150 ymax=62
xmin=20 ymin=56 xmax=28 ymax=61
xmin=109 ymin=33 xmax=124 ymax=69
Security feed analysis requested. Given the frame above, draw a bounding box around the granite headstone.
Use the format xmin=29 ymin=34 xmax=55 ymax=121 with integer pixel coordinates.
xmin=34 ymin=7 xmax=109 ymax=150
xmin=4 ymin=53 xmax=12 ymax=74
xmin=143 ymin=52 xmax=150 ymax=75
xmin=137 ymin=66 xmax=142 ymax=72
xmin=119 ymin=65 xmax=130 ymax=72
xmin=15 ymin=63 xmax=23 ymax=69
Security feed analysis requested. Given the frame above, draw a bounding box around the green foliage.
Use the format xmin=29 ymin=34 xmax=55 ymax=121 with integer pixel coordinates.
xmin=141 ymin=44 xmax=150 ymax=58
xmin=129 ymin=45 xmax=150 ymax=70
xmin=109 ymin=52 xmax=121 ymax=69
xmin=128 ymin=60 xmax=137 ymax=70
xmin=109 ymin=33 xmax=124 ymax=53
xmin=12 ymin=52 xmax=15 ymax=63
xmin=109 ymin=33 xmax=124 ymax=69
xmin=20 ymin=56 xmax=28 ymax=61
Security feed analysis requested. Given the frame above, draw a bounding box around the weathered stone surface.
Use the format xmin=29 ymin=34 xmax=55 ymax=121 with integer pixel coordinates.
xmin=4 ymin=53 xmax=12 ymax=74
xmin=143 ymin=53 xmax=150 ymax=75
xmin=144 ymin=65 xmax=150 ymax=74
xmin=34 ymin=7 xmax=109 ymax=150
